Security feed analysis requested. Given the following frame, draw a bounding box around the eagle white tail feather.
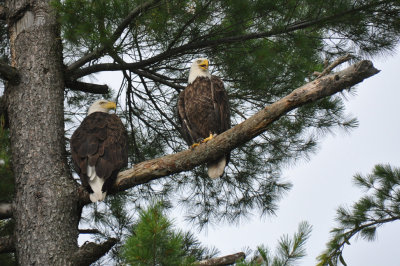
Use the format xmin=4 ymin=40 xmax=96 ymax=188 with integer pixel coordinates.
xmin=87 ymin=166 xmax=106 ymax=202
xmin=207 ymin=157 xmax=226 ymax=179
xmin=87 ymin=165 xmax=95 ymax=181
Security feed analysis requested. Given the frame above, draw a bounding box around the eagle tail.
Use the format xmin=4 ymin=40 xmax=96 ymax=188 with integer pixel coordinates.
xmin=207 ymin=156 xmax=226 ymax=179
xmin=87 ymin=166 xmax=107 ymax=202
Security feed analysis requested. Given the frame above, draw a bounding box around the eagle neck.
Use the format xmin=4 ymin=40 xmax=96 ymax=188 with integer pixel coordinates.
xmin=87 ymin=108 xmax=109 ymax=116
xmin=188 ymin=70 xmax=211 ymax=84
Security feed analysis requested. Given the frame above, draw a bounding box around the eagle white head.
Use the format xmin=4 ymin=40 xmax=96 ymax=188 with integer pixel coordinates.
xmin=88 ymin=99 xmax=117 ymax=115
xmin=188 ymin=58 xmax=211 ymax=84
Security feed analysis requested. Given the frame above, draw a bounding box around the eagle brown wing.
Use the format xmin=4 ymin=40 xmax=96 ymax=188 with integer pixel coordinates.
xmin=177 ymin=89 xmax=195 ymax=146
xmin=70 ymin=112 xmax=128 ymax=194
xmin=177 ymin=76 xmax=230 ymax=144
xmin=211 ymin=75 xmax=231 ymax=134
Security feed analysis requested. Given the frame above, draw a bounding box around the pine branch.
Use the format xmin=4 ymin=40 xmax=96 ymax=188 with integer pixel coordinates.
xmin=68 ymin=1 xmax=384 ymax=80
xmin=196 ymin=252 xmax=245 ymax=265
xmin=0 ymin=236 xmax=14 ymax=254
xmin=65 ymin=80 xmax=109 ymax=94
xmin=0 ymin=95 xmax=8 ymax=128
xmin=0 ymin=59 xmax=19 ymax=84
xmin=108 ymin=51 xmax=185 ymax=91
xmin=0 ymin=5 xmax=7 ymax=20
xmin=79 ymin=60 xmax=379 ymax=204
xmin=72 ymin=238 xmax=118 ymax=266
xmin=0 ymin=203 xmax=12 ymax=220
xmin=67 ymin=0 xmax=162 ymax=73
xmin=321 ymin=216 xmax=400 ymax=266
xmin=132 ymin=68 xmax=186 ymax=91
xmin=78 ymin=229 xmax=102 ymax=235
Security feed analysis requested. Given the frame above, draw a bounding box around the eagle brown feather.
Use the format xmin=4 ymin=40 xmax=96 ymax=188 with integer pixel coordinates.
xmin=178 ymin=75 xmax=231 ymax=178
xmin=70 ymin=112 xmax=128 ymax=201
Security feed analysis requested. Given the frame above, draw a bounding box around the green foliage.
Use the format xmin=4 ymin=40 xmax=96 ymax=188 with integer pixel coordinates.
xmin=237 ymin=221 xmax=312 ymax=266
xmin=0 ymin=122 xmax=15 ymax=265
xmin=56 ymin=0 xmax=400 ymax=233
xmin=53 ymin=0 xmax=137 ymax=51
xmin=121 ymin=202 xmax=216 ymax=265
xmin=0 ymin=126 xmax=13 ymax=202
xmin=317 ymin=164 xmax=400 ymax=266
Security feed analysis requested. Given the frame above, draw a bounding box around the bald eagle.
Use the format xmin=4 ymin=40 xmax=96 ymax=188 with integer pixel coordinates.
xmin=177 ymin=58 xmax=231 ymax=179
xmin=70 ymin=100 xmax=128 ymax=202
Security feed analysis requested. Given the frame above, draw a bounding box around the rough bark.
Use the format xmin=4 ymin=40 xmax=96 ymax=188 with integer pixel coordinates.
xmin=72 ymin=238 xmax=118 ymax=266
xmin=4 ymin=1 xmax=80 ymax=264
xmin=196 ymin=252 xmax=245 ymax=265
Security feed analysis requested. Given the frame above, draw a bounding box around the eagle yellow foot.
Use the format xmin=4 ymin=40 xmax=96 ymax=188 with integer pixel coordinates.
xmin=190 ymin=134 xmax=215 ymax=150
xmin=201 ymin=133 xmax=214 ymax=143
xmin=190 ymin=142 xmax=200 ymax=149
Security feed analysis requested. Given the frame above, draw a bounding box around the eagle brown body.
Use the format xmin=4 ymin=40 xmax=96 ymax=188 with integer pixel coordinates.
xmin=178 ymin=58 xmax=231 ymax=178
xmin=178 ymin=76 xmax=230 ymax=144
xmin=70 ymin=101 xmax=128 ymax=202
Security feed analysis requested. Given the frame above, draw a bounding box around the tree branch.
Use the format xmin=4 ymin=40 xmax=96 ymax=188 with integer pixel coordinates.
xmin=72 ymin=238 xmax=118 ymax=266
xmin=0 ymin=60 xmax=19 ymax=84
xmin=132 ymin=69 xmax=186 ymax=91
xmin=314 ymin=54 xmax=354 ymax=78
xmin=79 ymin=60 xmax=379 ymax=204
xmin=0 ymin=236 xmax=14 ymax=254
xmin=78 ymin=229 xmax=102 ymax=235
xmin=0 ymin=203 xmax=12 ymax=220
xmin=67 ymin=0 xmax=162 ymax=73
xmin=322 ymin=215 xmax=400 ymax=264
xmin=196 ymin=252 xmax=245 ymax=265
xmin=0 ymin=6 xmax=7 ymax=21
xmin=0 ymin=95 xmax=8 ymax=128
xmin=65 ymin=80 xmax=109 ymax=94
xmin=68 ymin=1 xmax=383 ymax=80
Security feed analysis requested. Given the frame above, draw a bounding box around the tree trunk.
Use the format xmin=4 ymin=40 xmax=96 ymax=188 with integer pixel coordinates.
xmin=5 ymin=0 xmax=80 ymax=264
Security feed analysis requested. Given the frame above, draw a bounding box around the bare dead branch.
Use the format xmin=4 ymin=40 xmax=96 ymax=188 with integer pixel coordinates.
xmin=0 ymin=203 xmax=12 ymax=220
xmin=65 ymin=80 xmax=109 ymax=94
xmin=78 ymin=229 xmax=102 ymax=235
xmin=0 ymin=60 xmax=19 ymax=84
xmin=79 ymin=60 xmax=379 ymax=204
xmin=67 ymin=0 xmax=162 ymax=73
xmin=314 ymin=54 xmax=354 ymax=78
xmin=0 ymin=236 xmax=14 ymax=254
xmin=196 ymin=252 xmax=245 ymax=265
xmin=72 ymin=238 xmax=118 ymax=266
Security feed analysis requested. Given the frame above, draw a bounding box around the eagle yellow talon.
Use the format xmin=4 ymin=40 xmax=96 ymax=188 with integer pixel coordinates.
xmin=201 ymin=133 xmax=214 ymax=143
xmin=190 ymin=142 xmax=200 ymax=149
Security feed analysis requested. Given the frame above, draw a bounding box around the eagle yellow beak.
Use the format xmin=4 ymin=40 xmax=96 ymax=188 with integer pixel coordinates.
xmin=102 ymin=101 xmax=117 ymax=110
xmin=199 ymin=59 xmax=209 ymax=70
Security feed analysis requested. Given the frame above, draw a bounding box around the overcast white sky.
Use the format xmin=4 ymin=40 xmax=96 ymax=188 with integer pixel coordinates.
xmin=192 ymin=47 xmax=400 ymax=265
xmin=83 ymin=45 xmax=400 ymax=265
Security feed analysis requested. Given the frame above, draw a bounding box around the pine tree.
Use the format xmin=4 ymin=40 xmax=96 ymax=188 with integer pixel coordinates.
xmin=122 ymin=202 xmax=217 ymax=265
xmin=237 ymin=221 xmax=312 ymax=266
xmin=0 ymin=0 xmax=397 ymax=264
xmin=318 ymin=164 xmax=400 ymax=266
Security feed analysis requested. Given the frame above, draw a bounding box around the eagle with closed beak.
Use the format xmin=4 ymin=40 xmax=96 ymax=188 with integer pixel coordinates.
xmin=70 ymin=100 xmax=128 ymax=202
